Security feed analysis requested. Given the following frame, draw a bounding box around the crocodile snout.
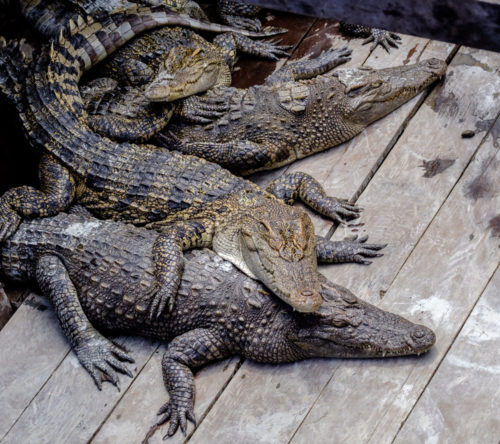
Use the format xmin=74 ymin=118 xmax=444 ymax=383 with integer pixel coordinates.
xmin=420 ymin=58 xmax=447 ymax=76
xmin=405 ymin=324 xmax=436 ymax=352
xmin=289 ymin=288 xmax=322 ymax=312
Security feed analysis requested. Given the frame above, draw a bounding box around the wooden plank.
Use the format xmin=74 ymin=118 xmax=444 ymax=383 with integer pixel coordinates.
xmin=323 ymin=46 xmax=500 ymax=296
xmin=243 ymin=0 xmax=500 ymax=52
xmin=2 ymin=333 xmax=158 ymax=444
xmin=91 ymin=350 xmax=241 ymax=443
xmin=0 ymin=294 xmax=69 ymax=439
xmin=291 ymin=117 xmax=500 ymax=443
xmin=186 ymin=47 xmax=500 ymax=443
xmin=393 ymin=266 xmax=500 ymax=444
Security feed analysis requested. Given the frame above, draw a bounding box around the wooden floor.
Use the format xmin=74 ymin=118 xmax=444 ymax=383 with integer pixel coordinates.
xmin=1 ymin=11 xmax=499 ymax=444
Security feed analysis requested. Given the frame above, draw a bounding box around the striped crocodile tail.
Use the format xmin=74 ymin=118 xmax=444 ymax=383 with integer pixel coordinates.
xmin=60 ymin=5 xmax=283 ymax=72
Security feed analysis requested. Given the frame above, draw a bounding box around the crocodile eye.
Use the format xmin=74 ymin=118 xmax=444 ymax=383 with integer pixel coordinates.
xmin=331 ymin=318 xmax=350 ymax=328
xmin=371 ymin=80 xmax=383 ymax=88
xmin=357 ymin=102 xmax=373 ymax=112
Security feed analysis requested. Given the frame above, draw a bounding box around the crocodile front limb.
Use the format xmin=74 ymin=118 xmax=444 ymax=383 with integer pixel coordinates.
xmin=35 ymin=255 xmax=135 ymax=389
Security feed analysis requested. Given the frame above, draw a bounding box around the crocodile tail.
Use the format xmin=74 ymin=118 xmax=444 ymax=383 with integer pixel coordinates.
xmin=0 ymin=37 xmax=33 ymax=108
xmin=20 ymin=0 xmax=80 ymax=38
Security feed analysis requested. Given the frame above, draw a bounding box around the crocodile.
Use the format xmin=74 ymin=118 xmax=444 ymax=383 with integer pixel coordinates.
xmin=0 ymin=7 xmax=383 ymax=317
xmin=157 ymin=56 xmax=447 ymax=174
xmin=0 ymin=211 xmax=436 ymax=437
xmin=80 ymin=23 xmax=289 ymax=142
xmin=18 ymin=0 xmax=289 ymax=142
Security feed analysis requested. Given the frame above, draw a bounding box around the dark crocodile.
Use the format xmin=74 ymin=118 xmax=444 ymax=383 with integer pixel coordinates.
xmin=0 ymin=211 xmax=436 ymax=437
xmin=159 ymin=56 xmax=447 ymax=174
xmin=0 ymin=7 xmax=383 ymax=317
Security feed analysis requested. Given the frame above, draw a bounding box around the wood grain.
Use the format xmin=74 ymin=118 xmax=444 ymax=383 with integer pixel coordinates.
xmin=0 ymin=294 xmax=68 ymax=440
xmin=393 ymin=266 xmax=500 ymax=444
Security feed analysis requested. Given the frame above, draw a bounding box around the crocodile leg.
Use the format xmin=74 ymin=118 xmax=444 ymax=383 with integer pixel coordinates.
xmin=0 ymin=154 xmax=75 ymax=242
xmin=158 ymin=328 xmax=230 ymax=437
xmin=87 ymin=107 xmax=174 ymax=142
xmin=266 ymin=172 xmax=361 ymax=224
xmin=35 ymin=255 xmax=135 ymax=390
xmin=216 ymin=0 xmax=263 ymax=32
xmin=174 ymin=95 xmax=229 ymax=124
xmin=213 ymin=33 xmax=291 ymax=66
xmin=150 ymin=219 xmax=214 ymax=318
xmin=316 ymin=235 xmax=386 ymax=265
xmin=265 ymin=46 xmax=352 ymax=84
xmin=160 ymin=133 xmax=275 ymax=170
xmin=339 ymin=22 xmax=402 ymax=53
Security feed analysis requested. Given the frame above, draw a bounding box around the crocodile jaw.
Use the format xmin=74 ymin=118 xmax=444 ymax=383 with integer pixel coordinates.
xmin=336 ymin=58 xmax=447 ymax=126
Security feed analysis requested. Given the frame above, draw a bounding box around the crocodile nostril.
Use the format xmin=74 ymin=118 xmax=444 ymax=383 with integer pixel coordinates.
xmin=412 ymin=326 xmax=427 ymax=339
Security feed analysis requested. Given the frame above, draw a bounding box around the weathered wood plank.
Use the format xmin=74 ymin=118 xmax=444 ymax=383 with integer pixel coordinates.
xmin=0 ymin=294 xmax=68 ymax=440
xmin=2 ymin=333 xmax=158 ymax=444
xmin=394 ymin=266 xmax=500 ymax=444
xmin=323 ymin=46 xmax=500 ymax=296
xmin=291 ymin=117 xmax=500 ymax=444
xmin=91 ymin=350 xmax=241 ymax=444
xmin=186 ymin=47 xmax=499 ymax=443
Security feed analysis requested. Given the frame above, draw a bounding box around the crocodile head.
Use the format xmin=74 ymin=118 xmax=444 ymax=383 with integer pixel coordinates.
xmin=336 ymin=58 xmax=446 ymax=129
xmin=145 ymin=46 xmax=230 ymax=102
xmin=213 ymin=194 xmax=322 ymax=313
xmin=291 ymin=281 xmax=436 ymax=357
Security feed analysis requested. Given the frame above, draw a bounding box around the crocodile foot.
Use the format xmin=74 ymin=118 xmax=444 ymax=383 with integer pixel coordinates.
xmin=322 ymin=197 xmax=362 ymax=224
xmin=150 ymin=280 xmax=178 ymax=319
xmin=179 ymin=95 xmax=229 ymax=124
xmin=363 ymin=28 xmax=402 ymax=53
xmin=338 ymin=235 xmax=386 ymax=264
xmin=74 ymin=335 xmax=135 ymax=391
xmin=261 ymin=26 xmax=288 ymax=36
xmin=321 ymin=46 xmax=352 ymax=66
xmin=157 ymin=398 xmax=196 ymax=438
xmin=222 ymin=14 xmax=262 ymax=32
xmin=0 ymin=201 xmax=21 ymax=242
xmin=253 ymin=38 xmax=292 ymax=61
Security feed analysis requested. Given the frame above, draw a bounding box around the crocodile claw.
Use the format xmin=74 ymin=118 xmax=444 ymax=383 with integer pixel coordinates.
xmin=342 ymin=235 xmax=387 ymax=265
xmin=324 ymin=197 xmax=362 ymax=224
xmin=74 ymin=335 xmax=135 ymax=391
xmin=150 ymin=282 xmax=178 ymax=319
xmin=222 ymin=15 xmax=263 ymax=33
xmin=158 ymin=399 xmax=196 ymax=438
xmin=180 ymin=96 xmax=229 ymax=123
xmin=363 ymin=28 xmax=402 ymax=53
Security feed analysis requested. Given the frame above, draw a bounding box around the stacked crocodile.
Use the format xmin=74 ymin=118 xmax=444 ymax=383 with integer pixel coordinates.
xmin=0 ymin=1 xmax=444 ymax=438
